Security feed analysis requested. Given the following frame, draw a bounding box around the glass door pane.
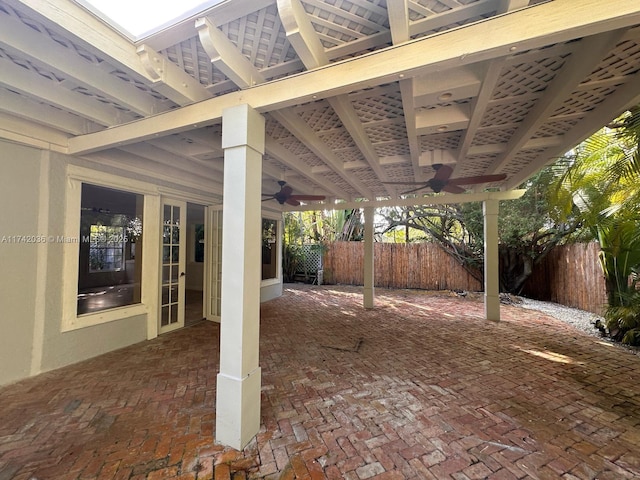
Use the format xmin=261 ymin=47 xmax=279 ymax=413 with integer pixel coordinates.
xmin=160 ymin=200 xmax=186 ymax=333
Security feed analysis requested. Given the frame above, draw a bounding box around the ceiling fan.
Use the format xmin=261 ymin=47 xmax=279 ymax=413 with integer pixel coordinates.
xmin=262 ymin=181 xmax=326 ymax=206
xmin=384 ymin=164 xmax=507 ymax=194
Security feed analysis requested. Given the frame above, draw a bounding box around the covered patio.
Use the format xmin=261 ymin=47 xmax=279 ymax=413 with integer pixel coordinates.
xmin=1 ymin=285 xmax=639 ymax=479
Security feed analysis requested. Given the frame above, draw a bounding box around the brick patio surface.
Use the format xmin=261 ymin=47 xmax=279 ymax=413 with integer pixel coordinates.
xmin=1 ymin=285 xmax=640 ymax=480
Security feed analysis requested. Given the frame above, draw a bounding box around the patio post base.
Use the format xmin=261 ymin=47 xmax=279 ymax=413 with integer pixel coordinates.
xmin=215 ymin=368 xmax=262 ymax=450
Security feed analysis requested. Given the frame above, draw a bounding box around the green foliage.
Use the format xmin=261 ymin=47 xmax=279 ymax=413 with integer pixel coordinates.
xmin=605 ymin=287 xmax=640 ymax=346
xmin=596 ymin=220 xmax=640 ymax=307
xmin=377 ymin=165 xmax=580 ymax=293
xmin=552 ymin=106 xmax=640 ymax=345
xmin=282 ymin=243 xmax=305 ymax=282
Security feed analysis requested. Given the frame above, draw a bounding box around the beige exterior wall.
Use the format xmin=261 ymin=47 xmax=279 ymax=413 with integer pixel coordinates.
xmin=0 ymin=142 xmax=41 ymax=385
xmin=0 ymin=138 xmax=283 ymax=387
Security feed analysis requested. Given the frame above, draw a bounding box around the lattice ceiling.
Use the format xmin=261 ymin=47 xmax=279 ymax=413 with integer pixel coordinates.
xmin=0 ymin=0 xmax=639 ymax=206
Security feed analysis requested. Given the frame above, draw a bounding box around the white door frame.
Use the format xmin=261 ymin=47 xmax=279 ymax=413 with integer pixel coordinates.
xmin=204 ymin=205 xmax=223 ymax=322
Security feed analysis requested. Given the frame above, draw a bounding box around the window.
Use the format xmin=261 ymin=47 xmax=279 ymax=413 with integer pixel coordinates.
xmin=89 ymin=225 xmax=125 ymax=272
xmin=77 ymin=184 xmax=144 ymax=315
xmin=262 ymin=218 xmax=278 ymax=280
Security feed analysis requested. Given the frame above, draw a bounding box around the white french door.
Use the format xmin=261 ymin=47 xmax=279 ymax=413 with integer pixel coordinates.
xmin=205 ymin=207 xmax=223 ymax=322
xmin=159 ymin=198 xmax=186 ymax=334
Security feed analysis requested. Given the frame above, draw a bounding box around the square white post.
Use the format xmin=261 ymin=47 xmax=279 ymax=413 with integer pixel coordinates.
xmin=483 ymin=199 xmax=500 ymax=321
xmin=363 ymin=207 xmax=375 ymax=309
xmin=216 ymin=104 xmax=265 ymax=450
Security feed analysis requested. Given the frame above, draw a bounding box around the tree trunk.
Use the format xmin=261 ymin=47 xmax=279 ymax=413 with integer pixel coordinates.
xmin=499 ymin=246 xmax=533 ymax=294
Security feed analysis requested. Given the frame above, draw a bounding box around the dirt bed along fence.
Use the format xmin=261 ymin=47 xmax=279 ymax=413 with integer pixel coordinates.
xmin=322 ymin=241 xmax=607 ymax=315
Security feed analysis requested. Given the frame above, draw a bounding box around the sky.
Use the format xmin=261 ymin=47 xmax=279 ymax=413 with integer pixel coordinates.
xmin=78 ymin=0 xmax=222 ymax=38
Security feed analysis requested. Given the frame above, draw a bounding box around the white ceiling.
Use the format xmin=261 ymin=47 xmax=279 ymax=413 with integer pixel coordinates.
xmin=1 ymin=0 xmax=640 ymax=208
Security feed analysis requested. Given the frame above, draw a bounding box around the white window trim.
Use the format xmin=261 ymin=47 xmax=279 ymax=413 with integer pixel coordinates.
xmin=61 ymin=165 xmax=160 ymax=332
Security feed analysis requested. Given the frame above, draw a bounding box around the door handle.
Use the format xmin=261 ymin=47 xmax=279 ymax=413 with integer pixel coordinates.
xmin=180 ymin=272 xmax=186 ymax=277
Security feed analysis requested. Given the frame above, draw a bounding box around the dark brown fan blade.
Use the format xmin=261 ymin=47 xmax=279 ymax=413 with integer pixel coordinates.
xmin=433 ymin=164 xmax=453 ymax=182
xmin=382 ymin=181 xmax=429 ymax=185
xmin=442 ymin=184 xmax=466 ymax=194
xmin=285 ymin=197 xmax=300 ymax=206
xmin=289 ymin=195 xmax=326 ymax=201
xmin=400 ymin=185 xmax=431 ymax=195
xmin=448 ymin=174 xmax=507 ymax=186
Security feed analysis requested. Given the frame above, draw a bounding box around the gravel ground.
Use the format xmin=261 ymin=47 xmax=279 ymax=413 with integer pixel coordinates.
xmin=518 ymin=296 xmax=640 ymax=356
xmin=519 ymin=297 xmax=604 ymax=338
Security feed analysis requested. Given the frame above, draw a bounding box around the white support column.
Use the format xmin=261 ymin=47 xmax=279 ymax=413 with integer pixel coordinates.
xmin=483 ymin=199 xmax=500 ymax=321
xmin=363 ymin=207 xmax=375 ymax=309
xmin=216 ymin=104 xmax=265 ymax=450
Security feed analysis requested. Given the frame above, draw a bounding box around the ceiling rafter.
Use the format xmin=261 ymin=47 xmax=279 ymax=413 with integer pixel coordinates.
xmin=454 ymin=59 xmax=507 ymax=175
xmin=196 ymin=17 xmax=266 ymax=88
xmin=265 ymin=138 xmax=347 ymax=198
xmin=398 ymin=79 xmax=424 ymax=182
xmin=506 ymin=68 xmax=640 ymax=189
xmin=452 ymin=0 xmax=533 ymax=177
xmin=67 ymin=0 xmax=640 ymax=157
xmin=0 ymin=110 xmax=70 ymax=150
xmin=86 ymin=149 xmax=224 ymax=196
xmin=0 ymin=87 xmax=97 ymax=135
xmin=0 ymin=12 xmax=160 ymax=116
xmin=409 ymin=0 xmax=496 ymax=36
xmin=7 ymin=0 xmax=210 ymax=106
xmin=196 ymin=8 xmax=362 ymax=198
xmin=484 ymin=29 xmax=628 ymax=175
xmin=119 ymin=143 xmax=221 ymax=182
xmin=278 ymin=0 xmax=394 ymax=197
xmin=270 ymin=109 xmax=376 ymax=199
xmin=0 ymin=55 xmax=135 ymax=126
xmin=136 ymin=44 xmax=211 ymax=105
xmin=388 ymin=0 xmax=410 ymax=44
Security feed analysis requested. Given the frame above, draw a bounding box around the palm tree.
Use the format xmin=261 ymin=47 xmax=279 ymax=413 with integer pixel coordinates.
xmin=552 ymin=107 xmax=640 ymax=344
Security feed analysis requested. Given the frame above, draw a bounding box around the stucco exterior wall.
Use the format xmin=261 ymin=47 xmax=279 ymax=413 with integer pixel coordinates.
xmin=39 ymin=152 xmax=148 ymax=373
xmin=0 ymin=139 xmax=284 ymax=387
xmin=0 ymin=142 xmax=41 ymax=385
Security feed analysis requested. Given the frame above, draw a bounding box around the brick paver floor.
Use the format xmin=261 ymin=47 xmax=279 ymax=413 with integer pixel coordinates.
xmin=1 ymin=285 xmax=640 ymax=479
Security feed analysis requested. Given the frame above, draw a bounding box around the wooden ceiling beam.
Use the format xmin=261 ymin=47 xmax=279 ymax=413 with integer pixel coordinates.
xmin=0 ymin=56 xmax=135 ymax=126
xmin=506 ymin=69 xmax=640 ymax=189
xmin=9 ymin=0 xmax=210 ymax=107
xmin=278 ymin=0 xmax=393 ymax=197
xmin=387 ymin=0 xmax=410 ymax=44
xmin=136 ymin=44 xmax=211 ymax=105
xmin=265 ymin=138 xmax=348 ymax=199
xmin=484 ymin=29 xmax=628 ymax=175
xmin=196 ymin=17 xmax=266 ymax=88
xmin=277 ymin=0 xmax=328 ymax=68
xmin=0 ymin=13 xmax=161 ymax=116
xmin=68 ymin=0 xmax=640 ymax=155
xmin=270 ymin=110 xmax=376 ymax=199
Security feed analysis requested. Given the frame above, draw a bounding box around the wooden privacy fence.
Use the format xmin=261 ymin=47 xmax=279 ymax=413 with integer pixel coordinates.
xmin=322 ymin=241 xmax=607 ymax=315
xmin=323 ymin=241 xmax=482 ymax=292
xmin=521 ymin=242 xmax=607 ymax=315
